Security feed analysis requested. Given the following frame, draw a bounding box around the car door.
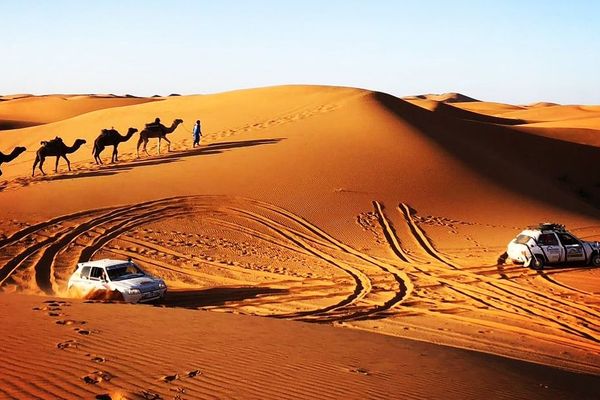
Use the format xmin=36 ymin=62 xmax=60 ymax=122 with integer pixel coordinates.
xmin=76 ymin=266 xmax=92 ymax=290
xmin=89 ymin=267 xmax=110 ymax=291
xmin=558 ymin=233 xmax=586 ymax=263
xmin=537 ymin=233 xmax=563 ymax=263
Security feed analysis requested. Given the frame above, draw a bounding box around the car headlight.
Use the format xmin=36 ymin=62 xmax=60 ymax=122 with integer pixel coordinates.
xmin=128 ymin=288 xmax=141 ymax=295
xmin=158 ymin=281 xmax=166 ymax=289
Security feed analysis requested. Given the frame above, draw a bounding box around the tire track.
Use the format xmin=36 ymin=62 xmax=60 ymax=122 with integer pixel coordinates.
xmin=1 ymin=197 xmax=192 ymax=291
xmin=229 ymin=202 xmax=413 ymax=322
xmin=35 ymin=200 xmax=189 ymax=294
xmin=228 ymin=207 xmax=371 ymax=320
xmin=3 ymin=195 xmax=406 ymax=323
xmin=397 ymin=202 xmax=460 ymax=269
xmin=379 ymin=201 xmax=600 ymax=346
xmin=372 ymin=201 xmax=412 ymax=263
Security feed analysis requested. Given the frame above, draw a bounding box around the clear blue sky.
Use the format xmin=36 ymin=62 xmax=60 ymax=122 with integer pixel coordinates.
xmin=2 ymin=0 xmax=599 ymax=104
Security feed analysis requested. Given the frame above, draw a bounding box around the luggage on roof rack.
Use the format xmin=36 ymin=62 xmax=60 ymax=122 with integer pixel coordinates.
xmin=537 ymin=222 xmax=566 ymax=231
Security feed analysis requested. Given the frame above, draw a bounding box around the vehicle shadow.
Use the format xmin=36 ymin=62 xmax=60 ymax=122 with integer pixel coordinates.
xmin=156 ymin=286 xmax=289 ymax=309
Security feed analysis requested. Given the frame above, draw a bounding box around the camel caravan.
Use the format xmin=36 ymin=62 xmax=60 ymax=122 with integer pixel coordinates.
xmin=0 ymin=117 xmax=186 ymax=178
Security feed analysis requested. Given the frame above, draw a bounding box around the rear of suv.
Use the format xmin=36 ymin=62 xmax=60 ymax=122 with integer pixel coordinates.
xmin=507 ymin=223 xmax=600 ymax=270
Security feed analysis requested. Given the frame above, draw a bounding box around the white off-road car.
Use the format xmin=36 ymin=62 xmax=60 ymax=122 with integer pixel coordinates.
xmin=67 ymin=259 xmax=167 ymax=303
xmin=507 ymin=223 xmax=600 ymax=270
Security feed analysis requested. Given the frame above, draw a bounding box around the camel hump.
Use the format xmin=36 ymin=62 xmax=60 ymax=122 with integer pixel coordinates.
xmin=41 ymin=137 xmax=63 ymax=147
xmin=145 ymin=122 xmax=164 ymax=129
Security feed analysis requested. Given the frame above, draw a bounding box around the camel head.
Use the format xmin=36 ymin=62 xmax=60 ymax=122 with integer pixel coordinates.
xmin=128 ymin=127 xmax=139 ymax=134
xmin=74 ymin=139 xmax=87 ymax=146
xmin=15 ymin=146 xmax=27 ymax=155
xmin=174 ymin=118 xmax=183 ymax=125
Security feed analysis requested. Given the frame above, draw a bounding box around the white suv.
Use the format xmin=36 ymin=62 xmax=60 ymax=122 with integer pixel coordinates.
xmin=67 ymin=259 xmax=167 ymax=303
xmin=506 ymin=223 xmax=600 ymax=270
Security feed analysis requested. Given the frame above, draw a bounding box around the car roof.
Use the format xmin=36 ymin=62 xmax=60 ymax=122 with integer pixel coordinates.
xmin=519 ymin=228 xmax=574 ymax=238
xmin=77 ymin=259 xmax=130 ymax=269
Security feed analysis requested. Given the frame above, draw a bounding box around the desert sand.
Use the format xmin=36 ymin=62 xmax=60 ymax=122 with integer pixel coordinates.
xmin=1 ymin=85 xmax=599 ymax=399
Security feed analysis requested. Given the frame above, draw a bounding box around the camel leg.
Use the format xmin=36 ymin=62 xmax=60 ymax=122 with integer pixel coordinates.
xmin=136 ymin=137 xmax=143 ymax=158
xmin=95 ymin=146 xmax=104 ymax=165
xmin=55 ymin=156 xmax=60 ymax=173
xmin=112 ymin=146 xmax=118 ymax=163
xmin=144 ymin=139 xmax=150 ymax=156
xmin=32 ymin=156 xmax=39 ymax=177
xmin=158 ymin=138 xmax=161 ymax=154
xmin=39 ymin=156 xmax=46 ymax=176
xmin=163 ymin=137 xmax=171 ymax=152
xmin=63 ymin=155 xmax=71 ymax=171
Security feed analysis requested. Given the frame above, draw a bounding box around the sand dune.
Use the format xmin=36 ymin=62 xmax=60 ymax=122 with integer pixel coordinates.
xmin=499 ymin=104 xmax=600 ymax=122
xmin=404 ymin=92 xmax=479 ymax=103
xmin=515 ymin=126 xmax=600 ymax=147
xmin=0 ymin=95 xmax=160 ymax=130
xmin=1 ymin=85 xmax=599 ymax=398
xmin=406 ymin=98 xmax=526 ymax=125
xmin=521 ymin=116 xmax=600 ymax=130
xmin=451 ymin=101 xmax=526 ymax=115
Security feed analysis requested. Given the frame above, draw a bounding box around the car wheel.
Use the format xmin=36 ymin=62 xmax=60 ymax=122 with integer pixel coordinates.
xmin=530 ymin=255 xmax=545 ymax=270
xmin=590 ymin=252 xmax=600 ymax=267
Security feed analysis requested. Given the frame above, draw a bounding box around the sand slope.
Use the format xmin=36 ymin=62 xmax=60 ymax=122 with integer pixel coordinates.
xmin=0 ymin=95 xmax=159 ymax=130
xmin=1 ymin=85 xmax=600 ymax=398
xmin=2 ymin=294 xmax=600 ymax=400
xmin=500 ymin=104 xmax=600 ymax=122
xmin=451 ymin=101 xmax=526 ymax=115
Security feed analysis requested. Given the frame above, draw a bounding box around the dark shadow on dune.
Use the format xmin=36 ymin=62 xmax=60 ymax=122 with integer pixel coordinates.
xmin=372 ymin=92 xmax=600 ymax=217
xmin=431 ymin=102 xmax=527 ymax=125
xmin=0 ymin=119 xmax=41 ymax=131
xmin=29 ymin=138 xmax=283 ymax=183
xmin=156 ymin=286 xmax=288 ymax=309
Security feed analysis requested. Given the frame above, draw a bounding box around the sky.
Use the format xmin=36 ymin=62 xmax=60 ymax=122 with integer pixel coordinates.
xmin=2 ymin=0 xmax=599 ymax=104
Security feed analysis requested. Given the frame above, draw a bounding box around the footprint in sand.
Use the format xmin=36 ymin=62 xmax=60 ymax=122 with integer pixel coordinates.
xmin=92 ymin=356 xmax=106 ymax=363
xmin=160 ymin=369 xmax=201 ymax=384
xmin=57 ymin=339 xmax=79 ymax=350
xmin=81 ymin=370 xmax=113 ymax=384
xmin=74 ymin=328 xmax=92 ymax=335
xmin=186 ymin=369 xmax=201 ymax=378
xmin=43 ymin=300 xmax=69 ymax=305
xmin=141 ymin=389 xmax=162 ymax=399
xmin=82 ymin=375 xmax=99 ymax=384
xmin=56 ymin=319 xmax=86 ymax=326
xmin=47 ymin=311 xmax=64 ymax=317
xmin=350 ymin=367 xmax=370 ymax=376
xmin=160 ymin=374 xmax=179 ymax=383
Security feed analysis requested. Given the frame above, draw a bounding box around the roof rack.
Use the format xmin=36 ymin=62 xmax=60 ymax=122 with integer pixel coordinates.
xmin=536 ymin=222 xmax=566 ymax=232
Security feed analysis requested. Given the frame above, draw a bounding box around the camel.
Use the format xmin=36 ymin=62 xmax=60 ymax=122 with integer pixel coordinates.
xmin=0 ymin=146 xmax=26 ymax=176
xmin=32 ymin=137 xmax=87 ymax=176
xmin=92 ymin=127 xmax=138 ymax=164
xmin=136 ymin=118 xmax=183 ymax=157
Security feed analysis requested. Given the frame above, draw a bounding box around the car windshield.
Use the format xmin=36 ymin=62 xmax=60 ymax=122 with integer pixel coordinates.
xmin=514 ymin=234 xmax=532 ymax=244
xmin=106 ymin=263 xmax=145 ymax=281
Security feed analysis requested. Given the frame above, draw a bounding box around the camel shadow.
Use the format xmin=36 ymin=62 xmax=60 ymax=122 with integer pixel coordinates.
xmin=28 ymin=138 xmax=283 ymax=183
xmin=155 ymin=286 xmax=288 ymax=309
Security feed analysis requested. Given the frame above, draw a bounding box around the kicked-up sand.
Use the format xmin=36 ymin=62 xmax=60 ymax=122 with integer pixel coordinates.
xmin=0 ymin=85 xmax=599 ymax=399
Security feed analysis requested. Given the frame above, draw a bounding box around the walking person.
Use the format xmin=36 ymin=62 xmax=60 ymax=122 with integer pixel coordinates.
xmin=192 ymin=119 xmax=202 ymax=147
